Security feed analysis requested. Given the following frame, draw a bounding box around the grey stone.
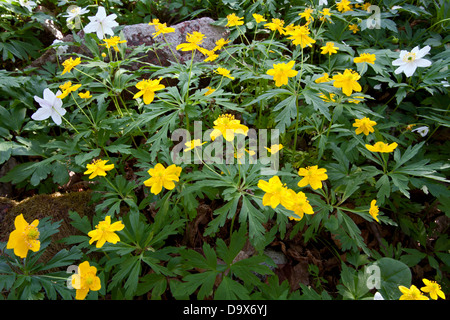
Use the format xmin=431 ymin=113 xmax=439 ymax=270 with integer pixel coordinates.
xmin=121 ymin=17 xmax=229 ymax=67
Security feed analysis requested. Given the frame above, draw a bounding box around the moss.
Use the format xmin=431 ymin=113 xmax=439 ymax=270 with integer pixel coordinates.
xmin=0 ymin=191 xmax=95 ymax=260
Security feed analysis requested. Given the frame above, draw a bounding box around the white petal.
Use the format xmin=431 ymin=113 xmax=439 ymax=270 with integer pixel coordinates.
xmin=416 ymin=45 xmax=430 ymax=58
xmin=374 ymin=292 xmax=384 ymax=300
xmin=83 ymin=21 xmax=99 ymax=34
xmin=31 ymin=107 xmax=51 ymax=121
xmin=415 ymin=58 xmax=431 ymax=68
xmin=403 ymin=64 xmax=417 ymax=77
xmin=96 ymin=6 xmax=107 ymax=19
xmin=34 ymin=95 xmax=52 ymax=109
xmin=411 ymin=46 xmax=420 ymax=54
xmin=51 ymin=112 xmax=62 ymax=125
xmin=43 ymin=88 xmax=56 ymax=102
xmin=394 ymin=65 xmax=406 ymax=74
xmin=392 ymin=58 xmax=404 ymax=66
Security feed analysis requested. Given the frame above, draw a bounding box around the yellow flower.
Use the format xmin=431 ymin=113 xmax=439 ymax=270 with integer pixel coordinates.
xmin=315 ymin=72 xmax=331 ymax=83
xmin=420 ymin=279 xmax=446 ymax=300
xmin=184 ymin=139 xmax=206 ymax=152
xmin=369 ymin=200 xmax=380 ymax=222
xmin=265 ymin=144 xmax=284 ymax=154
xmin=143 ymin=163 xmax=182 ymax=195
xmin=210 ymin=114 xmax=249 ymax=142
xmin=133 ymin=78 xmax=165 ymax=105
xmin=337 ymin=0 xmax=353 ymax=13
xmin=88 ymin=216 xmax=125 ymax=248
xmin=398 ymin=285 xmax=429 ymax=300
xmin=297 ymin=165 xmax=328 ymax=190
xmin=215 ymin=67 xmax=235 ymax=80
xmin=61 ymin=57 xmax=81 ymax=75
xmin=286 ymin=25 xmax=316 ymax=48
xmin=320 ymin=8 xmax=332 ymax=18
xmin=71 ymin=261 xmax=101 ymax=300
xmin=6 ymin=214 xmax=40 ymax=258
xmin=226 ymin=13 xmax=244 ymax=27
xmin=320 ymin=42 xmax=339 ymax=55
xmin=299 ymin=8 xmax=314 ymax=22
xmin=100 ymin=36 xmax=127 ymax=52
xmin=363 ymin=3 xmax=371 ymax=11
xmin=347 ymin=96 xmax=365 ymax=104
xmin=57 ymin=81 xmax=82 ymax=99
xmin=349 ymin=24 xmax=360 ymax=33
xmin=283 ymin=189 xmax=314 ymax=220
xmin=176 ymin=31 xmax=205 ymax=51
xmin=365 ymin=141 xmax=398 ymax=153
xmin=318 ymin=92 xmax=336 ymax=102
xmin=152 ymin=22 xmax=175 ymax=38
xmin=353 ymin=117 xmax=377 ymax=135
xmin=203 ymin=49 xmax=219 ymax=62
xmin=354 ymin=53 xmax=376 ymax=64
xmin=84 ymin=159 xmax=115 ymax=179
xmin=332 ymin=69 xmax=362 ymax=96
xmin=257 ymin=176 xmax=290 ymax=209
xmin=264 ymin=18 xmax=286 ymax=35
xmin=252 ymin=13 xmax=266 ymax=24
xmin=148 ymin=18 xmax=161 ymax=26
xmin=204 ymin=86 xmax=215 ymax=96
xmin=213 ymin=38 xmax=230 ymax=51
xmin=266 ymin=60 xmax=298 ymax=87
xmin=78 ymin=91 xmax=92 ymax=99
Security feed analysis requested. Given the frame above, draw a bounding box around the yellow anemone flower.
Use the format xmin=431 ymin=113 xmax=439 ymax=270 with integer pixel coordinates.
xmin=210 ymin=114 xmax=249 ymax=142
xmin=71 ymin=261 xmax=101 ymax=300
xmin=225 ymin=13 xmax=244 ymax=27
xmin=332 ymin=69 xmax=362 ymax=96
xmin=365 ymin=141 xmax=398 ymax=153
xmin=144 ymin=163 xmax=182 ymax=195
xmin=266 ymin=60 xmax=298 ymax=87
xmin=88 ymin=216 xmax=125 ymax=248
xmin=257 ymin=176 xmax=290 ymax=209
xmin=369 ymin=200 xmax=380 ymax=222
xmin=133 ymin=78 xmax=165 ymax=105
xmin=283 ymin=189 xmax=314 ymax=220
xmin=297 ymin=165 xmax=328 ymax=190
xmin=353 ymin=117 xmax=377 ymax=135
xmin=6 ymin=214 xmax=40 ymax=258
xmin=61 ymin=57 xmax=81 ymax=75
xmin=84 ymin=159 xmax=115 ymax=179
xmin=354 ymin=53 xmax=376 ymax=64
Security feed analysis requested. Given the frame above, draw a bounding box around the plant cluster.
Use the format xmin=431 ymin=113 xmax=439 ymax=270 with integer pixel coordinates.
xmin=0 ymin=0 xmax=449 ymax=300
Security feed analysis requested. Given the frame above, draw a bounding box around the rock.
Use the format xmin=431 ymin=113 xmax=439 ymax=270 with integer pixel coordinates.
xmin=122 ymin=17 xmax=229 ymax=68
xmin=0 ymin=191 xmax=95 ymax=262
xmin=28 ymin=17 xmax=229 ymax=71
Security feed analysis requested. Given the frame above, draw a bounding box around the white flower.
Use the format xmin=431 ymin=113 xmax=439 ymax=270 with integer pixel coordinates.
xmin=412 ymin=126 xmax=429 ymax=137
xmin=374 ymin=292 xmax=384 ymax=300
xmin=19 ymin=0 xmax=37 ymax=12
xmin=83 ymin=6 xmax=118 ymax=40
xmin=51 ymin=39 xmax=68 ymax=56
xmin=392 ymin=45 xmax=432 ymax=77
xmin=318 ymin=0 xmax=328 ymax=5
xmin=64 ymin=5 xmax=90 ymax=23
xmin=32 ymin=88 xmax=66 ymax=125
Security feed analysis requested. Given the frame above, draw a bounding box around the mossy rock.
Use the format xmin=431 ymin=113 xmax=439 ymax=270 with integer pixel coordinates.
xmin=0 ymin=191 xmax=95 ymax=260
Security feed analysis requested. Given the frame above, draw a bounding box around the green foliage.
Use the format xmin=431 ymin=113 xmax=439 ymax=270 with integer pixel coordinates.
xmin=0 ymin=0 xmax=448 ymax=301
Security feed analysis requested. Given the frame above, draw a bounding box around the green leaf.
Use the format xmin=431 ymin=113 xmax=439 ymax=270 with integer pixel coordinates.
xmin=375 ymin=257 xmax=412 ymax=300
xmin=214 ymin=276 xmax=250 ymax=300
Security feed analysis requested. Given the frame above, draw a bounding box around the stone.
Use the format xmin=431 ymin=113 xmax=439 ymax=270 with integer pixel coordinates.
xmin=121 ymin=17 xmax=229 ymax=68
xmin=28 ymin=17 xmax=229 ymax=71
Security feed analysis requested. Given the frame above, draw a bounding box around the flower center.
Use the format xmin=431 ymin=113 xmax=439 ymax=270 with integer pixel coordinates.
xmin=403 ymin=52 xmax=416 ymax=62
xmin=26 ymin=226 xmax=39 ymax=241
